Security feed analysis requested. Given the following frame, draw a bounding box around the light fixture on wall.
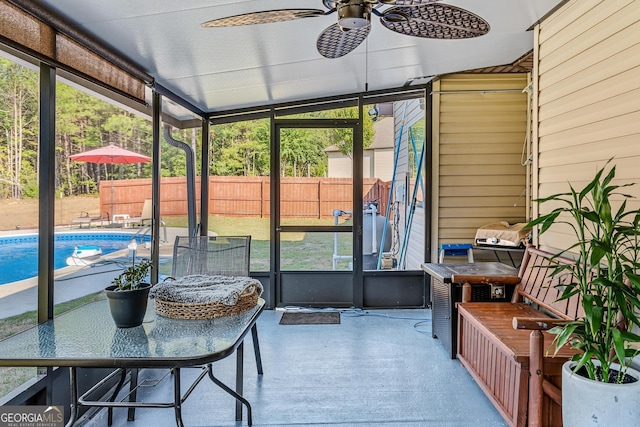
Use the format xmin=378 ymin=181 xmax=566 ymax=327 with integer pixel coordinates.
xmin=368 ymin=105 xmax=379 ymax=121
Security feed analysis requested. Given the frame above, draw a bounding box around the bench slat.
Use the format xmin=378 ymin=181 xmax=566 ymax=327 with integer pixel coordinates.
xmin=458 ymin=303 xmax=575 ymax=362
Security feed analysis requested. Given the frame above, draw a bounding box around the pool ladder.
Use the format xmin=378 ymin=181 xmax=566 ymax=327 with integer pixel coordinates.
xmin=133 ymin=219 xmax=168 ymax=244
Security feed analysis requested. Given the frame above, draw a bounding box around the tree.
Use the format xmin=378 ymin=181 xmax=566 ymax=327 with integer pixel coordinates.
xmin=0 ymin=59 xmax=38 ymax=199
xmin=210 ymin=119 xmax=270 ymax=176
xmin=0 ymin=61 xmax=384 ymax=200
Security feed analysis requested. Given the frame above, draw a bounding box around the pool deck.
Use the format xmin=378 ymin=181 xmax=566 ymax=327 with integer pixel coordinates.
xmin=0 ymin=226 xmax=185 ymax=319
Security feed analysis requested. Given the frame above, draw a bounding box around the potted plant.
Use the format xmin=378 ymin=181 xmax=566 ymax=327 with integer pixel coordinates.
xmin=105 ymin=259 xmax=152 ymax=328
xmin=527 ymin=160 xmax=640 ymax=426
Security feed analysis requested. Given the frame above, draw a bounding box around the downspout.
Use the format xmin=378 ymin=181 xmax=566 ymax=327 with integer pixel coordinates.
xmin=163 ymin=127 xmax=197 ymax=238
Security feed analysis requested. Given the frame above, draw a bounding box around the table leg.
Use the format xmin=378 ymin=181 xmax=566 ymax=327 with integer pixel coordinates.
xmin=107 ymin=369 xmax=127 ymax=426
xmin=127 ymin=368 xmax=138 ymax=421
xmin=236 ymin=341 xmax=244 ymax=420
xmin=251 ymin=325 xmax=263 ymax=375
xmin=172 ymin=368 xmax=184 ymax=427
xmin=207 ymin=364 xmax=252 ymax=426
xmin=65 ymin=367 xmax=78 ymax=427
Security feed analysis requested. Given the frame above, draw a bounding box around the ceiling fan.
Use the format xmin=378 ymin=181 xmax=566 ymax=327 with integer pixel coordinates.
xmin=202 ymin=0 xmax=490 ymax=59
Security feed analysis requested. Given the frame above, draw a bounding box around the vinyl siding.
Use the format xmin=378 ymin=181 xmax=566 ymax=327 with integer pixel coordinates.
xmin=394 ymin=99 xmax=425 ymax=269
xmin=432 ymin=74 xmax=529 ymax=261
xmin=534 ymin=0 xmax=640 ymax=251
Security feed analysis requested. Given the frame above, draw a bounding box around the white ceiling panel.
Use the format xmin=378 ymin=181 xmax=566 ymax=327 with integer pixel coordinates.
xmin=35 ymin=0 xmax=564 ymax=116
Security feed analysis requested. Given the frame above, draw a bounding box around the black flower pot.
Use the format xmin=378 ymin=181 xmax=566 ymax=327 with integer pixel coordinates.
xmin=105 ymin=283 xmax=151 ymax=328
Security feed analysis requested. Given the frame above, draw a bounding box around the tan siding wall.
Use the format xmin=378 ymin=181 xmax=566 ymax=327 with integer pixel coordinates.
xmin=363 ymin=151 xmax=373 ymax=178
xmin=373 ymin=148 xmax=394 ymax=182
xmin=534 ymin=0 xmax=640 ymax=251
xmin=433 ymin=74 xmax=529 ymax=261
xmin=327 ymin=153 xmax=352 ymax=178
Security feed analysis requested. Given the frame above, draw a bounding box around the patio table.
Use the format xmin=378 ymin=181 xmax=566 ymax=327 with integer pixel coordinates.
xmin=0 ymin=298 xmax=265 ymax=427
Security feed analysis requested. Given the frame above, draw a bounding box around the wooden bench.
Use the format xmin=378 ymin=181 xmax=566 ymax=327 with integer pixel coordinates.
xmin=457 ymin=245 xmax=582 ymax=427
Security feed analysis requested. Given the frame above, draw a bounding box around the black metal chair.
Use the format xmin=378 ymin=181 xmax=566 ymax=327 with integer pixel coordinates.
xmin=171 ymin=235 xmax=251 ymax=277
xmin=119 ymin=235 xmax=263 ymax=425
xmin=172 ymin=235 xmax=262 ymax=423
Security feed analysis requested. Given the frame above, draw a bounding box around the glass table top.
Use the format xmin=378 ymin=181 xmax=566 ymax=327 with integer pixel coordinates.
xmin=0 ymin=298 xmax=264 ymax=368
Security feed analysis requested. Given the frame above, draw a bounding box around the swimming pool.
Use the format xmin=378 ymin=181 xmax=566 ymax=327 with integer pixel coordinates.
xmin=0 ymin=232 xmax=151 ymax=286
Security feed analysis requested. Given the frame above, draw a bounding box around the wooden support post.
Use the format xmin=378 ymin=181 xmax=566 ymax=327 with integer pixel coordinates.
xmin=462 ymin=282 xmax=471 ymax=303
xmin=528 ymin=330 xmax=544 ymax=427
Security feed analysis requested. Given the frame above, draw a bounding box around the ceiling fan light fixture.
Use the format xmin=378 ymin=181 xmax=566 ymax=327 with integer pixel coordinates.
xmin=339 ymin=16 xmax=368 ymax=29
xmin=338 ymin=3 xmax=371 ymax=29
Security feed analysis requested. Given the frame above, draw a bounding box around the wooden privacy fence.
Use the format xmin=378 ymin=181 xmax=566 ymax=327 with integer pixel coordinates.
xmin=100 ymin=177 xmax=390 ymax=219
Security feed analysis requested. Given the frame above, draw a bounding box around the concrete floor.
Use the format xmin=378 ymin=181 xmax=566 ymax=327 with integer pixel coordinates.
xmin=83 ymin=308 xmax=507 ymax=427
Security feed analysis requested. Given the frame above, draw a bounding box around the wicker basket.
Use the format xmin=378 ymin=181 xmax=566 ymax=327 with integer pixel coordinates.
xmin=154 ymin=285 xmax=259 ymax=320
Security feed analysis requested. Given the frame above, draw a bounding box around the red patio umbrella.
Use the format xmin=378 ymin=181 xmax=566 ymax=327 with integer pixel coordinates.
xmin=69 ymin=144 xmax=151 ymax=164
xmin=70 ymin=144 xmax=151 ymax=222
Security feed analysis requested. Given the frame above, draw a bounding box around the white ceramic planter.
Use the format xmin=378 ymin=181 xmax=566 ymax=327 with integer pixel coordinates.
xmin=562 ymin=361 xmax=640 ymax=427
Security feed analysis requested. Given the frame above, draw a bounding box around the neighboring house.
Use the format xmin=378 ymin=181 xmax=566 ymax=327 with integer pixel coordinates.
xmin=325 ymin=116 xmax=394 ymax=180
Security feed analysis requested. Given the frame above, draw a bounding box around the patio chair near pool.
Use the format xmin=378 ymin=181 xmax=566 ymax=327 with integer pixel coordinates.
xmin=70 ymin=211 xmax=110 ymax=228
xmin=122 ymin=198 xmax=152 ymax=227
xmin=120 ymin=199 xmax=167 ymax=240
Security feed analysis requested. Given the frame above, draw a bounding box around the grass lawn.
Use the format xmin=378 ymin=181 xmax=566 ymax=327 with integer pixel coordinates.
xmin=163 ymin=215 xmax=353 ymax=271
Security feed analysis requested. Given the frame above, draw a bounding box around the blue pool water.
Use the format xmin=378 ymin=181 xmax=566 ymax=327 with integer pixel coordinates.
xmin=0 ymin=233 xmax=150 ymax=286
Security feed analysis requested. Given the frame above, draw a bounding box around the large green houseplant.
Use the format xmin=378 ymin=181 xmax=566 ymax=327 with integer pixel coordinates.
xmin=105 ymin=259 xmax=152 ymax=328
xmin=527 ymin=160 xmax=640 ymax=425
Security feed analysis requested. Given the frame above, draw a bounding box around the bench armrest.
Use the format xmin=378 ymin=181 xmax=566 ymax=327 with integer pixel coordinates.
xmin=512 ymin=317 xmax=565 ymax=331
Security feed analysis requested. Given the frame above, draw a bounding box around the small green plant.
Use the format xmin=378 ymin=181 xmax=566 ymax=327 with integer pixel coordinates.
xmin=111 ymin=259 xmax=152 ymax=291
xmin=527 ymin=160 xmax=640 ymax=383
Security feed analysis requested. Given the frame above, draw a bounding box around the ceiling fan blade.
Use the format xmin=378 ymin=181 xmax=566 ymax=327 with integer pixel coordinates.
xmin=381 ymin=0 xmax=440 ymax=6
xmin=379 ymin=3 xmax=489 ymax=39
xmin=316 ymin=23 xmax=370 ymax=59
xmin=202 ymin=9 xmax=327 ymax=27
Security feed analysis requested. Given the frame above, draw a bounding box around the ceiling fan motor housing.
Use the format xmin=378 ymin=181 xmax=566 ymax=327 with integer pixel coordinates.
xmin=338 ymin=1 xmax=371 ymax=29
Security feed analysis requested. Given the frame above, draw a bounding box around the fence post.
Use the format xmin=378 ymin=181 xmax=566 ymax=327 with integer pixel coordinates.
xmin=318 ymin=180 xmax=322 ymax=219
